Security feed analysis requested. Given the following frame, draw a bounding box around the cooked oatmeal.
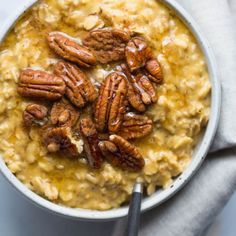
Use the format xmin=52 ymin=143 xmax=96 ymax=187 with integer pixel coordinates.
xmin=0 ymin=0 xmax=211 ymax=210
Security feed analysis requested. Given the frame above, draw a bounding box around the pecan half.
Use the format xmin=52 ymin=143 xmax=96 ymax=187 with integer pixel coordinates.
xmin=23 ymin=104 xmax=48 ymax=127
xmin=18 ymin=69 xmax=66 ymax=101
xmin=42 ymin=126 xmax=80 ymax=157
xmin=99 ymin=135 xmax=145 ymax=171
xmin=80 ymin=118 xmax=103 ymax=169
xmin=117 ymin=113 xmax=153 ymax=140
xmin=54 ymin=61 xmax=98 ymax=108
xmin=125 ymin=37 xmax=153 ymax=72
xmin=50 ymin=98 xmax=79 ymax=127
xmin=146 ymin=59 xmax=163 ymax=84
xmin=118 ymin=64 xmax=157 ymax=111
xmin=47 ymin=32 xmax=96 ymax=67
xmin=83 ymin=28 xmax=130 ymax=63
xmin=94 ymin=72 xmax=127 ymax=133
xmin=134 ymin=71 xmax=158 ymax=105
xmin=117 ymin=64 xmax=145 ymax=112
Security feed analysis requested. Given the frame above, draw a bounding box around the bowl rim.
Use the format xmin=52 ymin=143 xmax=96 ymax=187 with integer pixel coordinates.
xmin=0 ymin=0 xmax=221 ymax=221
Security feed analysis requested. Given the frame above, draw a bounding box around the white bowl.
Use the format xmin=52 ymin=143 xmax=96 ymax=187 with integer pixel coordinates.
xmin=0 ymin=0 xmax=221 ymax=221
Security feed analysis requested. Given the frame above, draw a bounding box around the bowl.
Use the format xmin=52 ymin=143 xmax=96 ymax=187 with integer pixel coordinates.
xmin=0 ymin=0 xmax=221 ymax=221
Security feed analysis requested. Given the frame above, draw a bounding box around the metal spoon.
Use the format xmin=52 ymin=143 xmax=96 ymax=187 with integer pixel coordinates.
xmin=125 ymin=182 xmax=143 ymax=236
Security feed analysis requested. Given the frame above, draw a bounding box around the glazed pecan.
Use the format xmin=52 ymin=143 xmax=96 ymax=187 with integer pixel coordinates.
xmin=50 ymin=98 xmax=79 ymax=127
xmin=125 ymin=37 xmax=153 ymax=72
xmin=117 ymin=113 xmax=153 ymax=140
xmin=83 ymin=28 xmax=130 ymax=63
xmin=47 ymin=32 xmax=96 ymax=67
xmin=80 ymin=118 xmax=103 ymax=169
xmin=42 ymin=126 xmax=79 ymax=157
xmin=146 ymin=59 xmax=163 ymax=84
xmin=17 ymin=69 xmax=66 ymax=101
xmin=94 ymin=72 xmax=127 ymax=133
xmin=118 ymin=64 xmax=157 ymax=111
xmin=54 ymin=61 xmax=98 ymax=108
xmin=117 ymin=64 xmax=145 ymax=112
xmin=23 ymin=104 xmax=48 ymax=127
xmin=134 ymin=72 xmax=157 ymax=105
xmin=99 ymin=135 xmax=145 ymax=171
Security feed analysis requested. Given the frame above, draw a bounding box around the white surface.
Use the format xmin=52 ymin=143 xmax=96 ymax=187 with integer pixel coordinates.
xmin=0 ymin=174 xmax=115 ymax=236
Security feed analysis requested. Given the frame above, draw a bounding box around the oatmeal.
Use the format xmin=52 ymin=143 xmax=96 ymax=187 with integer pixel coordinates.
xmin=0 ymin=0 xmax=211 ymax=210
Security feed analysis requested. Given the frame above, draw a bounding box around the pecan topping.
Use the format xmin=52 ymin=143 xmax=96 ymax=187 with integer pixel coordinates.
xmin=125 ymin=37 xmax=153 ymax=72
xmin=117 ymin=64 xmax=145 ymax=112
xmin=43 ymin=126 xmax=79 ymax=157
xmin=23 ymin=104 xmax=48 ymax=127
xmin=118 ymin=64 xmax=157 ymax=111
xmin=54 ymin=61 xmax=98 ymax=108
xmin=47 ymin=32 xmax=96 ymax=67
xmin=50 ymin=98 xmax=79 ymax=127
xmin=18 ymin=69 xmax=66 ymax=101
xmin=80 ymin=118 xmax=103 ymax=169
xmin=146 ymin=59 xmax=163 ymax=84
xmin=94 ymin=72 xmax=127 ymax=133
xmin=117 ymin=113 xmax=153 ymax=140
xmin=99 ymin=135 xmax=145 ymax=171
xmin=134 ymin=71 xmax=158 ymax=105
xmin=83 ymin=28 xmax=130 ymax=64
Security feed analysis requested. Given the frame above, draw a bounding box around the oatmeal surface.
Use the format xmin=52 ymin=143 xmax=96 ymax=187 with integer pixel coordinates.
xmin=0 ymin=0 xmax=211 ymax=210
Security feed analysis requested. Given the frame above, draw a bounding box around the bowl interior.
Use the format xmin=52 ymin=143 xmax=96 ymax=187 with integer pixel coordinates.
xmin=0 ymin=0 xmax=221 ymax=221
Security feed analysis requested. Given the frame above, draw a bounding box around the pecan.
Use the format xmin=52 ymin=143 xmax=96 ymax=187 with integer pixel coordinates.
xmin=117 ymin=113 xmax=153 ymax=140
xmin=47 ymin=32 xmax=96 ymax=67
xmin=125 ymin=37 xmax=153 ymax=72
xmin=42 ymin=126 xmax=79 ymax=157
xmin=99 ymin=135 xmax=145 ymax=171
xmin=80 ymin=118 xmax=103 ymax=169
xmin=83 ymin=28 xmax=130 ymax=64
xmin=134 ymin=71 xmax=158 ymax=105
xmin=17 ymin=69 xmax=66 ymax=101
xmin=50 ymin=98 xmax=79 ymax=127
xmin=146 ymin=59 xmax=163 ymax=84
xmin=117 ymin=64 xmax=145 ymax=112
xmin=94 ymin=72 xmax=127 ymax=133
xmin=23 ymin=104 xmax=48 ymax=127
xmin=117 ymin=64 xmax=157 ymax=111
xmin=54 ymin=61 xmax=98 ymax=108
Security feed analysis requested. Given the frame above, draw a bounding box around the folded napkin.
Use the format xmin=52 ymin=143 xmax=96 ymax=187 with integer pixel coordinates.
xmin=113 ymin=0 xmax=236 ymax=235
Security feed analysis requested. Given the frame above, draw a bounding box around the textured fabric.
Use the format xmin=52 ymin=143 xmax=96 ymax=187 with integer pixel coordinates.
xmin=113 ymin=0 xmax=236 ymax=235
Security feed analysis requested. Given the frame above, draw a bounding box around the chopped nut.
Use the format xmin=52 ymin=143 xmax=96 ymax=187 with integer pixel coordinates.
xmin=94 ymin=72 xmax=127 ymax=133
xmin=23 ymin=104 xmax=48 ymax=127
xmin=125 ymin=37 xmax=153 ymax=72
xmin=79 ymin=118 xmax=103 ymax=169
xmin=99 ymin=135 xmax=145 ymax=171
xmin=47 ymin=32 xmax=96 ymax=67
xmin=50 ymin=98 xmax=79 ymax=127
xmin=146 ymin=59 xmax=163 ymax=84
xmin=54 ymin=61 xmax=98 ymax=108
xmin=18 ymin=69 xmax=66 ymax=101
xmin=117 ymin=112 xmax=153 ymax=140
xmin=83 ymin=28 xmax=130 ymax=63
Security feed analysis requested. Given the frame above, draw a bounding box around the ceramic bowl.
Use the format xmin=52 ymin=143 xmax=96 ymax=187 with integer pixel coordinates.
xmin=0 ymin=0 xmax=221 ymax=221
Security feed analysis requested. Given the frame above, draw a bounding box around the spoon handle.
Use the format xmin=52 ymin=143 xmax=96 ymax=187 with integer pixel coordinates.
xmin=125 ymin=183 xmax=143 ymax=236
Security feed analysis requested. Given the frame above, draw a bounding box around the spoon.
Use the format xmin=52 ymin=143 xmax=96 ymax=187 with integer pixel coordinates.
xmin=125 ymin=182 xmax=143 ymax=236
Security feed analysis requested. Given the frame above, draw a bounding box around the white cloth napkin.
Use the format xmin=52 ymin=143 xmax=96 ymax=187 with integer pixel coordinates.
xmin=113 ymin=0 xmax=236 ymax=235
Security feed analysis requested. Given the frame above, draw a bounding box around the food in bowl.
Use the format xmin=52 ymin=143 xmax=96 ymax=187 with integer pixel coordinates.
xmin=0 ymin=0 xmax=211 ymax=210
